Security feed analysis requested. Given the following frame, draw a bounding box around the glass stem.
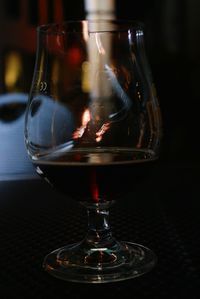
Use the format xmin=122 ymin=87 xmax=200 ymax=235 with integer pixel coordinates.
xmin=85 ymin=205 xmax=114 ymax=247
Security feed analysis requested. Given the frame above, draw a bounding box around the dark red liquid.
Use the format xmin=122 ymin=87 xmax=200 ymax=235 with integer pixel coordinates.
xmin=34 ymin=150 xmax=156 ymax=203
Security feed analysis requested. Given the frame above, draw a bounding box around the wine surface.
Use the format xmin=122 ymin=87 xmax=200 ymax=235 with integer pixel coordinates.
xmin=34 ymin=149 xmax=156 ymax=203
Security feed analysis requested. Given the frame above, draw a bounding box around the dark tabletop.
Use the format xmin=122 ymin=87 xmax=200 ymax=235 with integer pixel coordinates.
xmin=0 ymin=110 xmax=200 ymax=299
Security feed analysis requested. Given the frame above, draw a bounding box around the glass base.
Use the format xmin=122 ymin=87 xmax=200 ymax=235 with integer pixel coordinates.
xmin=43 ymin=241 xmax=157 ymax=283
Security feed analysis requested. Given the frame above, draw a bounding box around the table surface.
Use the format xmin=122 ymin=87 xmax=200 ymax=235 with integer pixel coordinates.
xmin=0 ymin=112 xmax=200 ymax=299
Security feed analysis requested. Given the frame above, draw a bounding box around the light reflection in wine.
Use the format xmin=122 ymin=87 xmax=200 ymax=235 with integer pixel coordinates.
xmin=90 ymin=169 xmax=99 ymax=202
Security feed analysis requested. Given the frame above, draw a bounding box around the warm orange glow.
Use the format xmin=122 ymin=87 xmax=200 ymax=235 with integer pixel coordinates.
xmin=82 ymin=109 xmax=91 ymax=126
xmin=72 ymin=110 xmax=110 ymax=142
xmin=96 ymin=122 xmax=110 ymax=142
xmin=73 ymin=109 xmax=91 ymax=139
xmin=5 ymin=51 xmax=23 ymax=91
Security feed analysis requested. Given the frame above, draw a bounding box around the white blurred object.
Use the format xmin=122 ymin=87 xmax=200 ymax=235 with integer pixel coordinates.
xmin=85 ymin=0 xmax=116 ymax=20
xmin=84 ymin=0 xmax=116 ymax=101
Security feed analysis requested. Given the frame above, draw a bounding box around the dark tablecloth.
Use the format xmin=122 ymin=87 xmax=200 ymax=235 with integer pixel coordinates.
xmin=0 ymin=106 xmax=199 ymax=298
xmin=0 ymin=166 xmax=199 ymax=299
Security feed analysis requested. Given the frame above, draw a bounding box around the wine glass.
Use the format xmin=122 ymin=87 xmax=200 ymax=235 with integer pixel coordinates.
xmin=25 ymin=20 xmax=162 ymax=283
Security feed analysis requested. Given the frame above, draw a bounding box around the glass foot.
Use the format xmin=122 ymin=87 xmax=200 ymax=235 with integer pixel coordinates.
xmin=43 ymin=241 xmax=157 ymax=283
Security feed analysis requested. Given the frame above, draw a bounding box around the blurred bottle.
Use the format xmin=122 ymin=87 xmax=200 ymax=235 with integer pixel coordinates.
xmin=84 ymin=0 xmax=116 ymax=20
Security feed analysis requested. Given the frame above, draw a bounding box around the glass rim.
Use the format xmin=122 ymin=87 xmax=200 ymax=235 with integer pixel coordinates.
xmin=37 ymin=19 xmax=144 ymax=35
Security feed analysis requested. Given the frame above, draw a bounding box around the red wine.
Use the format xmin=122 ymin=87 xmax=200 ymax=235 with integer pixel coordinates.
xmin=34 ymin=149 xmax=157 ymax=203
